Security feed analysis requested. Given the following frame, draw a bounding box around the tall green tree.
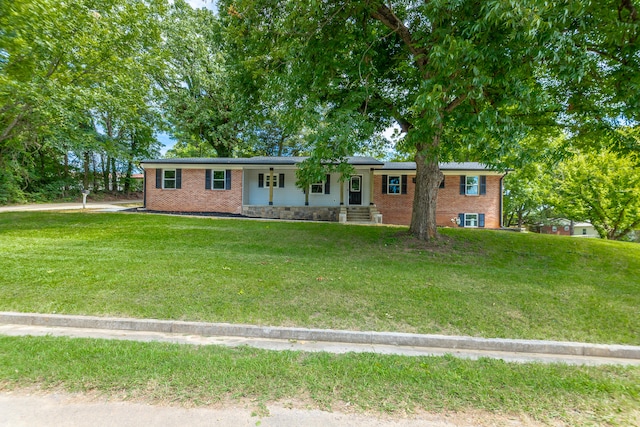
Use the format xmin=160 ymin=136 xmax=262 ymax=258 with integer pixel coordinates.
xmin=156 ymin=0 xmax=240 ymax=157
xmin=552 ymin=150 xmax=640 ymax=240
xmin=0 ymin=0 xmax=167 ymax=201
xmin=220 ymin=1 xmax=639 ymax=240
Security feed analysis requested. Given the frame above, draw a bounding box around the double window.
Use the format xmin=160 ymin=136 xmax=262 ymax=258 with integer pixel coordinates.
xmin=258 ymin=173 xmax=285 ymax=188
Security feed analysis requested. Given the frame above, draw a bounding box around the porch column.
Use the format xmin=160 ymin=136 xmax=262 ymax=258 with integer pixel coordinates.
xmin=340 ymin=173 xmax=344 ymax=205
xmin=369 ymin=168 xmax=375 ymax=205
xmin=269 ymin=167 xmax=274 ymax=206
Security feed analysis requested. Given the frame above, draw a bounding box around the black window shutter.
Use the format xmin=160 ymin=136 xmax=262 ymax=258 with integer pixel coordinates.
xmin=258 ymin=173 xmax=264 ymax=188
xmin=156 ymin=169 xmax=162 ymax=189
xmin=205 ymin=169 xmax=211 ymax=190
xmin=401 ymin=175 xmax=408 ymax=194
xmin=279 ymin=173 xmax=285 ymax=188
xmin=479 ymin=214 xmax=485 ymax=227
xmin=480 ymin=176 xmax=487 ymax=195
xmin=439 ymin=177 xmax=445 ymax=188
xmin=458 ymin=213 xmax=465 ymax=227
xmin=325 ymin=174 xmax=331 ymax=194
xmin=459 ymin=176 xmax=466 ymax=195
xmin=175 ymin=169 xmax=182 ymax=189
xmin=382 ymin=174 xmax=387 ymax=194
xmin=225 ymin=170 xmax=231 ymax=190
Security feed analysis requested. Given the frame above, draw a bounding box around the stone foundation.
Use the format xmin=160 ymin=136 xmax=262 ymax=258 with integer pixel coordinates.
xmin=243 ymin=205 xmax=340 ymax=221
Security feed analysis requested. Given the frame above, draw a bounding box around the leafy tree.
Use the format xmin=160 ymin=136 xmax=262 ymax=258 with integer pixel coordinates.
xmin=0 ymin=0 xmax=167 ymax=201
xmin=552 ymin=150 xmax=640 ymax=240
xmin=156 ymin=0 xmax=241 ymax=157
xmin=220 ymin=1 xmax=638 ymax=240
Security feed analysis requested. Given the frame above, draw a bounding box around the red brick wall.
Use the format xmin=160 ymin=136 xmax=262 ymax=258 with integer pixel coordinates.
xmin=374 ymin=174 xmax=503 ymax=228
xmin=145 ymin=168 xmax=243 ymax=214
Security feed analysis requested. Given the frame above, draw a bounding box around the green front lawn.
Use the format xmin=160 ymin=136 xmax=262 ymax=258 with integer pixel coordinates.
xmin=0 ymin=212 xmax=638 ymax=344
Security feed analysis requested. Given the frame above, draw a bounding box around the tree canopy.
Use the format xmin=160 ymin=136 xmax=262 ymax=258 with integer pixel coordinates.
xmin=219 ymin=0 xmax=640 ymax=239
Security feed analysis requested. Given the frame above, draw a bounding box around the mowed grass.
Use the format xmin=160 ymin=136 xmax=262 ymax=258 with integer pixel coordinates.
xmin=1 ymin=335 xmax=639 ymax=426
xmin=0 ymin=212 xmax=638 ymax=344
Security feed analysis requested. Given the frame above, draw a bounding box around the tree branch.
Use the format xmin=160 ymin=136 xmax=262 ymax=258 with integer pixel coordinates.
xmin=370 ymin=3 xmax=429 ymax=75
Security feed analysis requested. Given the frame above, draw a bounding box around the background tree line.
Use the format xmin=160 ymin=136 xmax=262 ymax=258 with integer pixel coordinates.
xmin=1 ymin=0 xmax=638 ymax=240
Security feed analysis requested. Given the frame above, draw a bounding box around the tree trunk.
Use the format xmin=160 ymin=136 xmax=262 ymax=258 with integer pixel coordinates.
xmin=124 ymin=161 xmax=133 ymax=194
xmin=83 ymin=151 xmax=90 ymax=190
xmin=63 ymin=151 xmax=69 ymax=195
xmin=110 ymin=157 xmax=118 ymax=192
xmin=409 ymin=145 xmax=443 ymax=241
xmin=102 ymin=154 xmax=109 ymax=190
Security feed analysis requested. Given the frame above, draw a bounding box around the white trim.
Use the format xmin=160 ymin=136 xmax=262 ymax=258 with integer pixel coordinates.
xmin=163 ymin=169 xmax=176 ymax=190
xmin=465 ymin=175 xmax=479 ymax=196
xmin=464 ymin=213 xmax=479 ymax=228
xmin=386 ymin=175 xmax=401 ymax=195
xmin=212 ymin=170 xmax=226 ymax=190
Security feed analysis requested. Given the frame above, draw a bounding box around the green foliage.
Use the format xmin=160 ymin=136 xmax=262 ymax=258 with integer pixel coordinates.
xmin=219 ymin=0 xmax=640 ymax=239
xmin=552 ymin=150 xmax=640 ymax=240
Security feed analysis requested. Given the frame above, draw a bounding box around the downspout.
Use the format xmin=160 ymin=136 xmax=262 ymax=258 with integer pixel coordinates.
xmin=499 ymin=172 xmax=508 ymax=228
xmin=143 ymin=169 xmax=147 ymax=209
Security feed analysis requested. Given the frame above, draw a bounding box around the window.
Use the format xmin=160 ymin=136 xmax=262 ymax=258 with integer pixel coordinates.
xmin=265 ymin=174 xmax=278 ymax=188
xmin=258 ymin=173 xmax=285 ymax=188
xmin=460 ymin=175 xmax=486 ymax=195
xmin=466 ymin=175 xmax=479 ymax=195
xmin=387 ymin=176 xmax=401 ymax=194
xmin=212 ymin=170 xmax=225 ymax=189
xmin=163 ymin=169 xmax=176 ymax=189
xmin=564 ymin=225 xmax=570 ymax=232
xmin=582 ymin=228 xmax=587 ymax=235
xmin=465 ymin=213 xmax=478 ymax=227
xmin=458 ymin=213 xmax=485 ymax=228
xmin=311 ymin=183 xmax=324 ymax=194
xmin=552 ymin=226 xmax=558 ymax=232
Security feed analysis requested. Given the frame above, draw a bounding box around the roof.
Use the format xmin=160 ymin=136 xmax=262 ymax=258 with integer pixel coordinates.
xmin=381 ymin=162 xmax=495 ymax=171
xmin=140 ymin=157 xmax=502 ymax=171
xmin=140 ymin=156 xmax=384 ymax=166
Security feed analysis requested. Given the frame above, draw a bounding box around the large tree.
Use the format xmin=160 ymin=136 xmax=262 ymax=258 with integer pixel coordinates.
xmin=220 ymin=1 xmax=639 ymax=240
xmin=0 ymin=0 xmax=167 ymax=201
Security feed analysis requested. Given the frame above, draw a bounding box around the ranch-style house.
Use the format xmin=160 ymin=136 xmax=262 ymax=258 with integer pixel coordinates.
xmin=140 ymin=156 xmax=506 ymax=228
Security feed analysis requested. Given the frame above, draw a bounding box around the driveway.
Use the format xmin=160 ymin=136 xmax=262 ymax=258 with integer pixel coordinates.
xmin=0 ymin=201 xmax=142 ymax=213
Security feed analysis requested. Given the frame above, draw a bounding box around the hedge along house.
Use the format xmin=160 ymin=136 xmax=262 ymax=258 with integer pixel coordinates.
xmin=140 ymin=156 xmax=507 ymax=228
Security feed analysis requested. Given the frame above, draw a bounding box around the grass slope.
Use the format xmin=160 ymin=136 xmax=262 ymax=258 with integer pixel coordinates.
xmin=0 ymin=212 xmax=638 ymax=344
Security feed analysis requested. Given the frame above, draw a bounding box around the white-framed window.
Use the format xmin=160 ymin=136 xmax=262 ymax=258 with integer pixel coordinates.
xmin=212 ymin=170 xmax=226 ymax=189
xmin=552 ymin=225 xmax=558 ymax=232
xmin=464 ymin=213 xmax=479 ymax=227
xmin=265 ymin=174 xmax=278 ymax=188
xmin=465 ymin=175 xmax=479 ymax=195
xmin=163 ymin=169 xmax=176 ymax=189
xmin=311 ymin=182 xmax=324 ymax=194
xmin=563 ymin=225 xmax=570 ymax=232
xmin=387 ymin=176 xmax=401 ymax=194
xmin=582 ymin=228 xmax=587 ymax=235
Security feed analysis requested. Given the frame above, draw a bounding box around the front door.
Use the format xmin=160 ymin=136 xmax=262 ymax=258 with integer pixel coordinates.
xmin=349 ymin=175 xmax=362 ymax=205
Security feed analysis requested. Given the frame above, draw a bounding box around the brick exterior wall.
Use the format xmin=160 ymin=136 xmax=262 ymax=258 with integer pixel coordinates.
xmin=145 ymin=168 xmax=243 ymax=214
xmin=374 ymin=174 xmax=503 ymax=228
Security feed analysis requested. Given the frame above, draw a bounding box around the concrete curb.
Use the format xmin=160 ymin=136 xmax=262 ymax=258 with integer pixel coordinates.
xmin=1 ymin=311 xmax=639 ymax=361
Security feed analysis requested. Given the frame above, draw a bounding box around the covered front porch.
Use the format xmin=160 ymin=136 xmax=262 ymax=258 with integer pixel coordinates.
xmin=241 ymin=165 xmax=382 ymax=222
